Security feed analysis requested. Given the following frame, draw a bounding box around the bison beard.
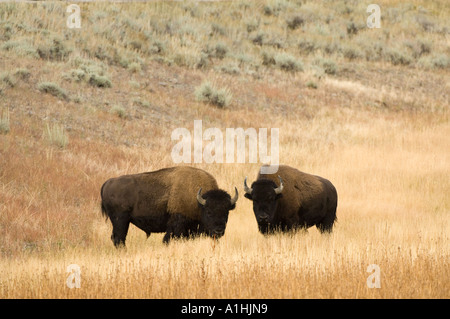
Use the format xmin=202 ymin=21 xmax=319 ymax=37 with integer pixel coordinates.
xmin=244 ymin=165 xmax=338 ymax=234
xmin=100 ymin=166 xmax=237 ymax=247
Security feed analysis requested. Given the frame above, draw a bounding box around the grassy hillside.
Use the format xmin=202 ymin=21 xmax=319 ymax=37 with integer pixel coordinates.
xmin=0 ymin=0 xmax=449 ymax=298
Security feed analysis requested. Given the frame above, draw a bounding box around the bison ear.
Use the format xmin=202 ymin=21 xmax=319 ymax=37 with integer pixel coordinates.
xmin=244 ymin=193 xmax=253 ymax=200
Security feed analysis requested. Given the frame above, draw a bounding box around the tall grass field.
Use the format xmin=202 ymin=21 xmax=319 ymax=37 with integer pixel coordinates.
xmin=0 ymin=0 xmax=448 ymax=298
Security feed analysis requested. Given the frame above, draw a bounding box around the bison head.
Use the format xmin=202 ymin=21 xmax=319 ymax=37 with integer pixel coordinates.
xmin=197 ymin=187 xmax=238 ymax=238
xmin=243 ymin=176 xmax=283 ymax=231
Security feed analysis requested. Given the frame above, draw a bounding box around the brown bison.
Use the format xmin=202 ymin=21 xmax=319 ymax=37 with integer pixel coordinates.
xmin=244 ymin=165 xmax=337 ymax=234
xmin=101 ymin=166 xmax=238 ymax=246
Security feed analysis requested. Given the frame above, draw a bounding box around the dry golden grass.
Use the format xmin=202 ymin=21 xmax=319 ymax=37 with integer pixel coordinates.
xmin=1 ymin=108 xmax=448 ymax=298
xmin=0 ymin=0 xmax=449 ymax=299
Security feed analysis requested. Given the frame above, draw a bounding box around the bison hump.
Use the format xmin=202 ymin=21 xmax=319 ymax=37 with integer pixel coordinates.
xmin=166 ymin=167 xmax=218 ymax=219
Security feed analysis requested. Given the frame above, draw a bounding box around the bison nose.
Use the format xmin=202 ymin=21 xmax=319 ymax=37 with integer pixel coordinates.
xmin=258 ymin=215 xmax=269 ymax=223
xmin=213 ymin=229 xmax=225 ymax=237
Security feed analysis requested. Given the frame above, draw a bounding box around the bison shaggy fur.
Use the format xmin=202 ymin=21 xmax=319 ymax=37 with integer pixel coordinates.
xmin=244 ymin=165 xmax=337 ymax=234
xmin=101 ymin=166 xmax=237 ymax=246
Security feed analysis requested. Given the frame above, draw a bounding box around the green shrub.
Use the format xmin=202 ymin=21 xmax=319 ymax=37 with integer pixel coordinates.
xmin=148 ymin=40 xmax=166 ymax=55
xmin=346 ymin=22 xmax=358 ymax=36
xmin=416 ymin=14 xmax=435 ymax=32
xmin=363 ymin=41 xmax=384 ymax=62
xmin=418 ymin=54 xmax=450 ymax=69
xmin=94 ymin=45 xmax=114 ymax=63
xmin=322 ymin=59 xmax=338 ymax=75
xmin=323 ymin=40 xmax=341 ymax=55
xmin=265 ymin=32 xmax=286 ymax=49
xmin=405 ymin=39 xmax=431 ymax=58
xmin=263 ymin=0 xmax=286 ymax=16
xmin=0 ymin=72 xmax=17 ymax=88
xmin=1 ymin=40 xmax=38 ymax=58
xmin=342 ymin=45 xmax=364 ymax=60
xmin=298 ymin=39 xmax=318 ymax=55
xmin=128 ymin=62 xmax=141 ymax=73
xmin=129 ymin=80 xmax=140 ymax=89
xmin=214 ymin=42 xmax=228 ymax=59
xmin=251 ymin=31 xmax=265 ymax=46
xmin=127 ymin=40 xmax=143 ymax=51
xmin=261 ymin=50 xmax=276 ymax=66
xmin=428 ymin=55 xmax=449 ymax=69
xmin=306 ymin=81 xmax=318 ymax=89
xmin=173 ymin=52 xmax=199 ymax=68
xmin=14 ymin=68 xmax=31 ymax=80
xmin=314 ymin=58 xmax=338 ymax=75
xmin=195 ymin=81 xmax=232 ymax=108
xmin=88 ymin=74 xmax=112 ymax=88
xmin=111 ymin=105 xmax=127 ymax=118
xmin=37 ymin=37 xmax=71 ymax=61
xmin=211 ymin=23 xmax=226 ymax=36
xmin=274 ymin=53 xmax=303 ymax=72
xmin=196 ymin=52 xmax=211 ymax=69
xmin=203 ymin=42 xmax=229 ymax=60
xmin=263 ymin=5 xmax=276 ymax=16
xmin=218 ymin=63 xmax=240 ymax=75
xmin=37 ymin=82 xmax=69 ymax=100
xmin=63 ymin=69 xmax=86 ymax=82
xmin=383 ymin=48 xmax=412 ymax=66
xmin=245 ymin=18 xmax=260 ymax=33
xmin=70 ymin=58 xmax=112 ymax=88
xmin=132 ymin=98 xmax=151 ymax=108
xmin=287 ymin=15 xmax=304 ymax=30
xmin=235 ymin=53 xmax=253 ymax=65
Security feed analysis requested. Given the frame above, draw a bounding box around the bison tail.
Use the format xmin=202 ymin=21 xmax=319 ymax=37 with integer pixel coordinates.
xmin=100 ymin=182 xmax=109 ymax=220
xmin=100 ymin=202 xmax=108 ymax=220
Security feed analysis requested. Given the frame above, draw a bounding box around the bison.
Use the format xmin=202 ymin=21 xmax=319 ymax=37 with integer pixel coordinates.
xmin=244 ymin=165 xmax=337 ymax=234
xmin=100 ymin=166 xmax=238 ymax=246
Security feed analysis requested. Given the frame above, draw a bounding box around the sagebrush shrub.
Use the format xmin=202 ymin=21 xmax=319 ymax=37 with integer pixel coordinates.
xmin=37 ymin=82 xmax=69 ymax=100
xmin=195 ymin=81 xmax=232 ymax=108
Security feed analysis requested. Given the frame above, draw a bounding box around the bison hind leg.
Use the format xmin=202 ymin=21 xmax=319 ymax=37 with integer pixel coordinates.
xmin=316 ymin=213 xmax=336 ymax=234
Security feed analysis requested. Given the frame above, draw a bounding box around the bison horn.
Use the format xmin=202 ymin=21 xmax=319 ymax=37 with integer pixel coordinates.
xmin=230 ymin=187 xmax=239 ymax=205
xmin=244 ymin=177 xmax=252 ymax=195
xmin=197 ymin=188 xmax=206 ymax=206
xmin=274 ymin=176 xmax=284 ymax=194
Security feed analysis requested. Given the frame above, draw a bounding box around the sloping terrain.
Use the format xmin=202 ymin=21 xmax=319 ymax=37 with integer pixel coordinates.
xmin=0 ymin=0 xmax=449 ymax=298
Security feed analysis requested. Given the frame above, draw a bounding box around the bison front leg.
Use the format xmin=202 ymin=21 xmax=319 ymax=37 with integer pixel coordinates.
xmin=163 ymin=214 xmax=198 ymax=244
xmin=110 ymin=215 xmax=130 ymax=248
